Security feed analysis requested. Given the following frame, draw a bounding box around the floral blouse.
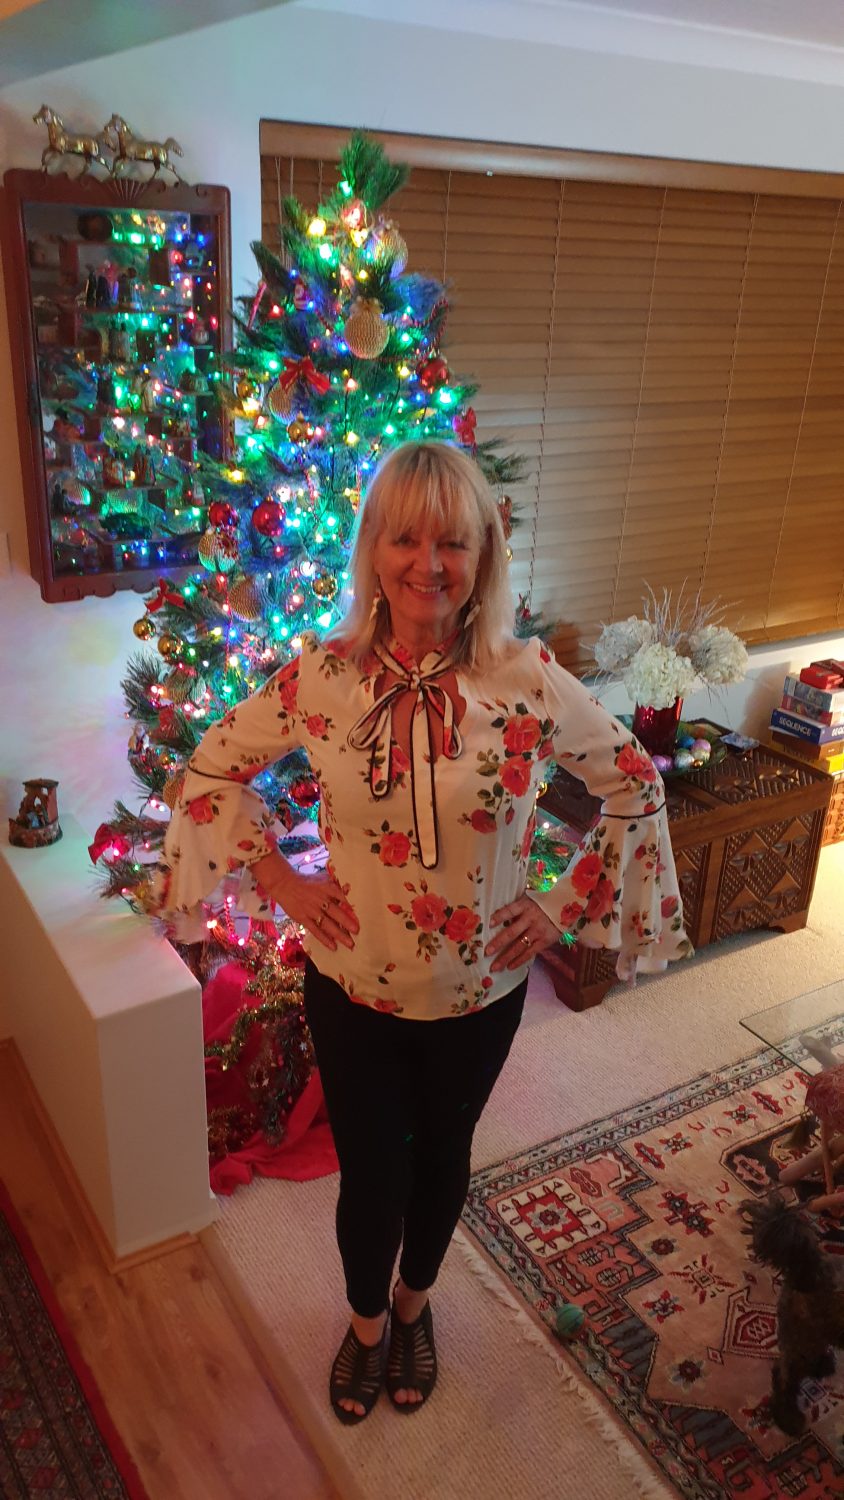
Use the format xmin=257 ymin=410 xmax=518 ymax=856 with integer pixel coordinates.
xmin=153 ymin=632 xmax=692 ymax=1020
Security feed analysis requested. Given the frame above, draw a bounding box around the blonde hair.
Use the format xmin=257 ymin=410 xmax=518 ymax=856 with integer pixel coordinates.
xmin=328 ymin=442 xmax=516 ymax=672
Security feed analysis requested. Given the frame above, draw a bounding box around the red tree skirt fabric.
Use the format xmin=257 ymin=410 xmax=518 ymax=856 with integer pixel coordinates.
xmin=203 ymin=961 xmax=338 ymax=1195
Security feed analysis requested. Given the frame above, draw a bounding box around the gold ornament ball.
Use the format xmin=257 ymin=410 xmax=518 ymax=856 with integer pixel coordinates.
xmin=267 ymin=379 xmax=295 ymax=420
xmin=287 ymin=415 xmax=314 ymax=445
xmin=506 ymin=545 xmax=513 ymax=562
xmin=157 ymin=748 xmax=179 ymax=771
xmin=229 ymin=576 xmax=266 ymax=622
xmin=198 ymin=527 xmax=239 ymax=573
xmin=133 ymin=616 xmax=156 ymax=641
xmin=162 ymin=768 xmax=187 ymax=810
xmin=235 ymin=375 xmax=260 ymax=403
xmin=157 ymin=631 xmax=184 ymax=661
xmin=311 ymin=571 xmax=338 ymax=601
xmin=343 ymin=298 xmax=389 ymax=360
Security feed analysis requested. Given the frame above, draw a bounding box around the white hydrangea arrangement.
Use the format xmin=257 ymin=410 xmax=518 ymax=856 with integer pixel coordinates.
xmin=594 ymin=588 xmax=749 ymax=710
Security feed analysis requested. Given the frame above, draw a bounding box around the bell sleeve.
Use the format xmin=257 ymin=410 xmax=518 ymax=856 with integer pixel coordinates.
xmin=150 ymin=654 xmax=303 ymax=937
xmin=527 ymin=639 xmax=693 ymax=981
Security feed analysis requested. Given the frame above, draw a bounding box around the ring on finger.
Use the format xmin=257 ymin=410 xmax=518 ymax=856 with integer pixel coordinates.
xmin=321 ymin=898 xmax=330 ymax=912
xmin=520 ymin=932 xmax=531 ymax=949
xmin=315 ymin=912 xmax=325 ymax=930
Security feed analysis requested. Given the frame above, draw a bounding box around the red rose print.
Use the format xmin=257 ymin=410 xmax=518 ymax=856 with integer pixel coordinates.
xmin=559 ymin=901 xmax=585 ymax=926
xmin=379 ymin=831 xmax=411 ymax=866
xmin=306 ymin=713 xmax=328 ymax=737
xmin=661 ymin=895 xmax=679 ymax=918
xmin=538 ymin=739 xmax=555 ymax=760
xmin=373 ymin=998 xmax=400 ymax=1013
xmin=539 ymin=645 xmax=551 ymax=663
xmin=386 ymin=903 xmax=404 ymax=914
xmin=505 ymin=806 xmax=515 ymax=824
xmin=635 ymin=844 xmax=646 ymax=860
xmin=188 ymin=795 xmax=215 ymax=825
xmin=277 ymin=678 xmax=298 ymax=713
xmin=470 ymin=808 xmax=497 ymax=833
xmin=616 ymin=743 xmax=657 ymax=782
xmin=644 ymin=802 xmax=657 ymax=814
xmin=521 ymin=817 xmax=536 ymax=860
xmin=585 ymin=875 xmax=616 ymax=921
xmin=571 ymin=852 xmax=603 ymax=897
xmin=503 ymin=714 xmax=542 ymax=754
xmin=445 ymin=907 xmax=480 ymax=943
xmin=501 ymin=758 xmax=531 ymax=796
xmin=411 ymin=893 xmax=449 ymax=932
xmin=481 ymin=976 xmax=494 ymax=989
xmin=236 ymin=839 xmax=257 ymax=851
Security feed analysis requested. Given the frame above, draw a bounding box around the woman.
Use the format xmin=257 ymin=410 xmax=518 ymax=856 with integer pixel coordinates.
xmin=155 ymin=442 xmax=691 ymax=1424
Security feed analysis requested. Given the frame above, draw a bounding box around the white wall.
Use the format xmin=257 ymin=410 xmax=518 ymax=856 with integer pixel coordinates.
xmin=2 ymin=1 xmax=844 ymax=836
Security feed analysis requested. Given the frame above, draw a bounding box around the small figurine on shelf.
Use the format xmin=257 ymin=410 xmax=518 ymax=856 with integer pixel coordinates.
xmin=108 ymin=324 xmax=131 ymax=361
xmin=8 ymin=779 xmax=62 ymax=847
xmin=140 ymin=375 xmax=159 ymax=412
xmin=117 ymin=267 xmax=138 ymax=308
xmin=84 ymin=269 xmax=98 ymax=308
xmin=102 ymin=451 xmax=125 ymax=487
xmin=96 ymin=371 xmax=115 ymax=408
xmin=95 ymin=272 xmax=114 ymax=309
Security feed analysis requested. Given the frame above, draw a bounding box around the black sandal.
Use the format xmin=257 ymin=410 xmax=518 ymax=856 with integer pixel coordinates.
xmin=386 ymin=1293 xmax=438 ymax=1413
xmin=329 ymin=1322 xmax=388 ymax=1425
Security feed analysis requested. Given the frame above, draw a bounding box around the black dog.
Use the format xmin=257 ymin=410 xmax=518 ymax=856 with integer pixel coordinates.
xmin=740 ymin=1192 xmax=843 ymax=1436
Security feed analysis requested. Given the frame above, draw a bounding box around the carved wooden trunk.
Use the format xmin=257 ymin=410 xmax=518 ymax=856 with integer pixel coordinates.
xmin=822 ymin=771 xmax=844 ymax=846
xmin=538 ymin=743 xmax=833 ymax=1011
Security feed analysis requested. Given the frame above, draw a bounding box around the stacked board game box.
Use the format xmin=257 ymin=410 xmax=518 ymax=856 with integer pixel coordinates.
xmin=770 ymin=657 xmax=844 ymax=773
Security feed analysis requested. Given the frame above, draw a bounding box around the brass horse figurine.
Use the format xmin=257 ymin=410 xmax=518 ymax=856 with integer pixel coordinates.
xmin=102 ymin=115 xmax=183 ymax=180
xmin=33 ymin=104 xmax=105 ymax=174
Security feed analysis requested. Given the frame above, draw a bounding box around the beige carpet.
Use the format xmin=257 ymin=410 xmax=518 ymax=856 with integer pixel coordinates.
xmin=203 ymin=842 xmax=844 ymax=1500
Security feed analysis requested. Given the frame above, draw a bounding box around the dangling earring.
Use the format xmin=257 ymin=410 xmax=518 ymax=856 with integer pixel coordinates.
xmin=464 ymin=597 xmax=481 ymax=627
xmin=369 ymin=584 xmax=383 ymax=623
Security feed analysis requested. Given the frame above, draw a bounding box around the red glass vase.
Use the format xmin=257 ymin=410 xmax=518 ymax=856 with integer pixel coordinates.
xmin=631 ymin=699 xmax=683 ymax=758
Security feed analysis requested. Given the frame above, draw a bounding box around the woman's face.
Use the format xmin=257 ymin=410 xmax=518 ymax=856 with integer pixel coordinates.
xmin=372 ymin=513 xmax=481 ymax=650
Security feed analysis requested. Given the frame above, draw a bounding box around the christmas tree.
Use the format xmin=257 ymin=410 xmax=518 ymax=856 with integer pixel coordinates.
xmin=93 ymin=133 xmax=529 ymax=912
xmin=89 ymin=135 xmax=571 ymax=1174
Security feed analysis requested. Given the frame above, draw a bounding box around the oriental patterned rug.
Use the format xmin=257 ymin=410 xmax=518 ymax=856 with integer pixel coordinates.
xmin=463 ymin=1038 xmax=844 ymax=1500
xmin=0 ymin=1181 xmax=149 ymax=1499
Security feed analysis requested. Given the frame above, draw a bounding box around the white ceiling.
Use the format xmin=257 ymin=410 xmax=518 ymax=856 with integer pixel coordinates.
xmin=299 ymin=0 xmax=844 ymax=83
xmin=3 ymin=0 xmax=844 ymax=88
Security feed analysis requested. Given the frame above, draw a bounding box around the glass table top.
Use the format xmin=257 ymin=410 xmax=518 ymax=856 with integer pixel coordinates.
xmin=741 ymin=978 xmax=844 ymax=1074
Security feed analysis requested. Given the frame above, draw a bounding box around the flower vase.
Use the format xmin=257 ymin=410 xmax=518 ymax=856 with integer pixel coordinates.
xmin=631 ymin=699 xmax=683 ymax=759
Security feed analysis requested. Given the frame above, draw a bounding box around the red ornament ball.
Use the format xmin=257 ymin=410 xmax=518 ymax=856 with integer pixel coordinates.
xmin=289 ymin=776 xmax=320 ymax=808
xmin=208 ymin=501 xmax=238 ymax=529
xmin=418 ymin=356 xmax=449 ymax=394
xmin=251 ymin=498 xmax=285 ymax=537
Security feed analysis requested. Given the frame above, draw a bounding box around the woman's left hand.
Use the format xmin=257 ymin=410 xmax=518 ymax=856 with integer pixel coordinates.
xmin=485 ymin=896 xmax=563 ymax=972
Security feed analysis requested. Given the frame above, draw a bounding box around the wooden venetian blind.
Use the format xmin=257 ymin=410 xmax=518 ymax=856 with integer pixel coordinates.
xmin=260 ymin=122 xmax=844 ymax=671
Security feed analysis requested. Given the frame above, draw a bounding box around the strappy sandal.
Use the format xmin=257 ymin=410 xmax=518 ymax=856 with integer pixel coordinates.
xmin=386 ymin=1292 xmax=438 ymax=1413
xmin=329 ymin=1322 xmax=388 ymax=1425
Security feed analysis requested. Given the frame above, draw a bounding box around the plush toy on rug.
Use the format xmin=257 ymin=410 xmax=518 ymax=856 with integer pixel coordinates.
xmin=740 ymin=1192 xmax=844 ymax=1436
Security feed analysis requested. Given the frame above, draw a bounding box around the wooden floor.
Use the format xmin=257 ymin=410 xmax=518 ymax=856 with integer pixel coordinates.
xmin=0 ymin=1046 xmax=340 ymax=1500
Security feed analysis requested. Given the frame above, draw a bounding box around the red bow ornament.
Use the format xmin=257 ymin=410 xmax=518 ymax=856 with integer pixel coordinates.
xmin=146 ymin=578 xmax=186 ymax=613
xmin=88 ymin=823 xmax=130 ymax=865
xmin=279 ymin=355 xmax=330 ymax=396
xmin=453 ymin=407 xmax=477 ymax=448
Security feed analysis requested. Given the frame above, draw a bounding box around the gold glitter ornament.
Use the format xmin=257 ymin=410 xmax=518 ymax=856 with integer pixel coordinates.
xmin=133 ymin=616 xmax=155 ymax=641
xmin=373 ymin=222 xmax=408 ymax=274
xmin=235 ymin=375 xmax=260 ymax=404
xmin=164 ymin=664 xmax=207 ymax=705
xmin=162 ymin=768 xmax=186 ymax=809
xmin=343 ymin=298 xmax=389 ymax=359
xmin=156 ymin=631 xmax=184 ymax=661
xmin=266 ymin=379 xmax=295 ymax=420
xmin=229 ymin=576 xmax=266 ymax=621
xmin=311 ymin=571 xmax=338 ymax=601
xmin=198 ymin=527 xmax=239 ymax=572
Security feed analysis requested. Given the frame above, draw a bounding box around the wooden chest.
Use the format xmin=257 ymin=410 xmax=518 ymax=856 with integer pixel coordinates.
xmin=538 ymin=741 xmax=833 ymax=1011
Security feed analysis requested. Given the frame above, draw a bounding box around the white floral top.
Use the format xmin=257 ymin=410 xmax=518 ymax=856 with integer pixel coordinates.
xmin=153 ymin=632 xmax=692 ymax=1019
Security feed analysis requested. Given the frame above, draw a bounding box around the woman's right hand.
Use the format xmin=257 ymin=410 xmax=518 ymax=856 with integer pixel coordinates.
xmin=250 ymin=850 xmax=359 ymax=952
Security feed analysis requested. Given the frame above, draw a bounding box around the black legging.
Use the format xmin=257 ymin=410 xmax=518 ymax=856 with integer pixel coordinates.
xmin=304 ymin=959 xmax=527 ymax=1318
